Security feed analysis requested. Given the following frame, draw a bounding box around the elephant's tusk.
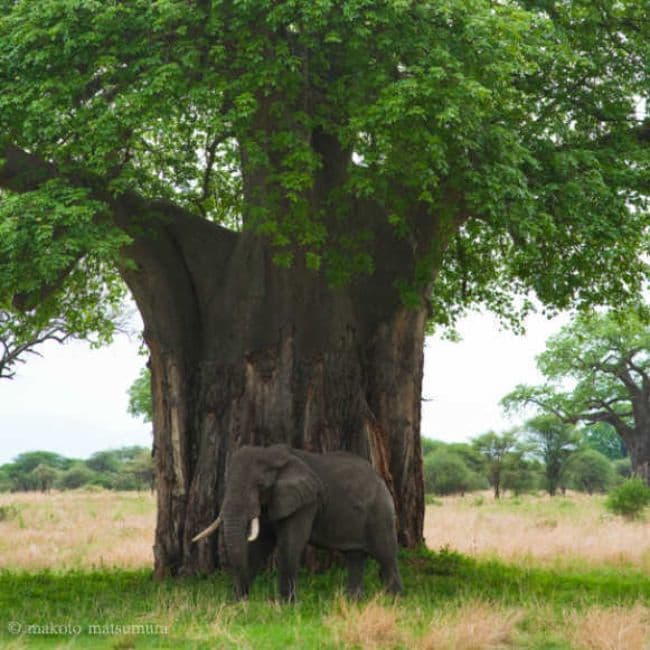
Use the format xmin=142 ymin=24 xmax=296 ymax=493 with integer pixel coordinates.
xmin=192 ymin=515 xmax=222 ymax=542
xmin=247 ymin=517 xmax=259 ymax=542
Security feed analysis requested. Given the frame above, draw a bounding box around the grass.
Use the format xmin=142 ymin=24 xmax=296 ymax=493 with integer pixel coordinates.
xmin=0 ymin=490 xmax=155 ymax=570
xmin=424 ymin=492 xmax=650 ymax=572
xmin=0 ymin=490 xmax=649 ymax=648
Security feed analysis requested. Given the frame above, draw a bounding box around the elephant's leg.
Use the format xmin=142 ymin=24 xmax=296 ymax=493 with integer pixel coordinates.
xmin=275 ymin=504 xmax=316 ymax=602
xmin=367 ymin=528 xmax=403 ymax=595
xmin=344 ymin=551 xmax=367 ymax=599
xmin=377 ymin=556 xmax=403 ymax=595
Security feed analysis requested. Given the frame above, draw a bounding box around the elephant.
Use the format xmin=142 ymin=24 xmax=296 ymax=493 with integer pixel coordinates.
xmin=192 ymin=444 xmax=403 ymax=601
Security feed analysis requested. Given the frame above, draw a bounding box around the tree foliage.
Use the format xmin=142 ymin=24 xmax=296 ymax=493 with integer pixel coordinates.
xmin=0 ymin=0 xmax=648 ymax=333
xmin=127 ymin=367 xmax=153 ymax=423
xmin=562 ymin=449 xmax=614 ymax=495
xmin=581 ymin=422 xmax=627 ymax=461
xmin=0 ymin=446 xmax=152 ymax=492
xmin=0 ymin=310 xmax=72 ymax=380
xmin=503 ymin=310 xmax=650 ymax=481
xmin=472 ymin=430 xmax=523 ymax=499
xmin=522 ymin=415 xmax=578 ymax=496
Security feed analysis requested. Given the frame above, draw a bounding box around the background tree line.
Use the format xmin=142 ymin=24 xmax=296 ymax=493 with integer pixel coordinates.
xmin=423 ymin=423 xmax=629 ymax=499
xmin=424 ymin=308 xmax=650 ymax=498
xmin=0 ymin=446 xmax=153 ymax=493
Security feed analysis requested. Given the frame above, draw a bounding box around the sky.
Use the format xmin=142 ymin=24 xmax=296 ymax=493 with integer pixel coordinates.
xmin=0 ymin=309 xmax=568 ymax=465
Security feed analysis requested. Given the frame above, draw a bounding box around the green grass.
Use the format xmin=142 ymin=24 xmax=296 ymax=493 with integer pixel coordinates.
xmin=1 ymin=547 xmax=649 ymax=649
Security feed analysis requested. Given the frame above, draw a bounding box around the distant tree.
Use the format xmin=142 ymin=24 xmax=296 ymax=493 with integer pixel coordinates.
xmin=424 ymin=451 xmax=472 ymax=496
xmin=581 ymin=423 xmax=628 ymax=461
xmin=472 ymin=431 xmax=521 ymax=499
xmin=8 ymin=451 xmax=71 ymax=474
xmin=502 ymin=457 xmax=542 ymax=496
xmin=127 ymin=367 xmax=153 ymax=423
xmin=86 ymin=450 xmax=121 ymax=474
xmin=30 ymin=464 xmax=59 ymax=493
xmin=445 ymin=442 xmax=486 ymax=476
xmin=57 ymin=465 xmax=96 ymax=490
xmin=6 ymin=451 xmax=73 ymax=491
xmin=123 ymin=449 xmax=155 ymax=492
xmin=522 ymin=415 xmax=578 ymax=496
xmin=421 ymin=437 xmax=441 ymax=457
xmin=503 ymin=310 xmax=650 ymax=485
xmin=0 ymin=466 xmax=12 ymax=492
xmin=563 ymin=449 xmax=614 ymax=495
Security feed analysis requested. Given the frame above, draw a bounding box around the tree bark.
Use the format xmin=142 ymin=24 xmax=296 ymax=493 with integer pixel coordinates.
xmin=620 ymin=427 xmax=650 ymax=486
xmin=119 ymin=206 xmax=428 ymax=577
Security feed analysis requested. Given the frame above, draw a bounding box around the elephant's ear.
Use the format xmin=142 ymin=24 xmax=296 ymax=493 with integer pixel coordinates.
xmin=268 ymin=456 xmax=321 ymax=520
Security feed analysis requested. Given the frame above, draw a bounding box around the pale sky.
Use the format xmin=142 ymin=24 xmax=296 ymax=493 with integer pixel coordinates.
xmin=0 ymin=309 xmax=567 ymax=465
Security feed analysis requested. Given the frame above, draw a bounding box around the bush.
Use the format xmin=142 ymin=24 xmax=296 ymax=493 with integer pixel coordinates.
xmin=57 ymin=465 xmax=96 ymax=490
xmin=424 ymin=452 xmax=475 ymax=495
xmin=0 ymin=504 xmax=20 ymax=521
xmin=613 ymin=457 xmax=632 ymax=481
xmin=563 ymin=449 xmax=614 ymax=494
xmin=604 ymin=477 xmax=650 ymax=520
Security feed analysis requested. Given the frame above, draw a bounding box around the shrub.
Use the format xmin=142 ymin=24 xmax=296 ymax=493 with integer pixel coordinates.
xmin=0 ymin=504 xmax=20 ymax=521
xmin=57 ymin=465 xmax=96 ymax=490
xmin=613 ymin=457 xmax=632 ymax=481
xmin=604 ymin=477 xmax=650 ymax=520
xmin=563 ymin=449 xmax=614 ymax=494
xmin=424 ymin=452 xmax=474 ymax=495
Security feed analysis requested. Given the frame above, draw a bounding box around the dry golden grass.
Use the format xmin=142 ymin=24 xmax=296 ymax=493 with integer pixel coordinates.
xmin=424 ymin=492 xmax=650 ymax=570
xmin=565 ymin=604 xmax=650 ymax=650
xmin=421 ymin=601 xmax=523 ymax=650
xmin=327 ymin=597 xmax=523 ymax=650
xmin=0 ymin=490 xmax=155 ymax=570
xmin=326 ymin=596 xmax=408 ymax=650
xmin=2 ymin=489 xmax=650 ymax=575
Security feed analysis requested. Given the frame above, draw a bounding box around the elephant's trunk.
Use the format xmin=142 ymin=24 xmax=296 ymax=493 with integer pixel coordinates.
xmin=221 ymin=507 xmax=251 ymax=599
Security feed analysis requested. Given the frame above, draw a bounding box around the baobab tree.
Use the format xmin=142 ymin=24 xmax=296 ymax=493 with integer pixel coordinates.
xmin=1 ymin=1 xmax=648 ymax=577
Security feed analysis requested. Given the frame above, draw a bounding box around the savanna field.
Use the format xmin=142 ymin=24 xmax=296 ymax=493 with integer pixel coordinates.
xmin=0 ymin=490 xmax=648 ymax=649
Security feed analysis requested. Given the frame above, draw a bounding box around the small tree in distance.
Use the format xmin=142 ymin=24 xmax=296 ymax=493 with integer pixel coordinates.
xmin=30 ymin=464 xmax=59 ymax=493
xmin=473 ymin=431 xmax=521 ymax=499
xmin=522 ymin=415 xmax=578 ymax=496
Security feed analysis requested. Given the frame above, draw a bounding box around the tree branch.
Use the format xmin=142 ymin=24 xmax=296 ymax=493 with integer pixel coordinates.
xmin=0 ymin=144 xmax=59 ymax=193
xmin=0 ymin=312 xmax=73 ymax=380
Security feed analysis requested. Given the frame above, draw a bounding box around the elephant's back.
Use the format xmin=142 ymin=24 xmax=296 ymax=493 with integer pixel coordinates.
xmin=295 ymin=449 xmax=387 ymax=509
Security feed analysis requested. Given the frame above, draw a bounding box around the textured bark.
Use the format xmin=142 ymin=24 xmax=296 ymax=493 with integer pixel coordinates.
xmin=0 ymin=142 xmax=437 ymax=578
xmin=619 ymin=426 xmax=650 ymax=486
xmin=120 ymin=210 xmax=429 ymax=577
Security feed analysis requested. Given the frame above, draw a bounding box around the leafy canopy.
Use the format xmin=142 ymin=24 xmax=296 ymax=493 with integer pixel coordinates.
xmin=0 ymin=0 xmax=648 ymax=334
xmin=502 ymin=309 xmax=650 ymax=433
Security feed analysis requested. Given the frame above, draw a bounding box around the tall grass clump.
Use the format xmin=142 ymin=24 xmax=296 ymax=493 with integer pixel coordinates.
xmin=605 ymin=478 xmax=650 ymax=520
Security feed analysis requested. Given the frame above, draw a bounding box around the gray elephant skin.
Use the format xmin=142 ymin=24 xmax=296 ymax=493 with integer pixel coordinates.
xmin=192 ymin=444 xmax=403 ymax=601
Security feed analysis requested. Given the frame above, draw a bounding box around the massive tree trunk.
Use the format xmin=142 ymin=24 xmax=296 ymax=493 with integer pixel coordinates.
xmin=120 ymin=202 xmax=429 ymax=578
